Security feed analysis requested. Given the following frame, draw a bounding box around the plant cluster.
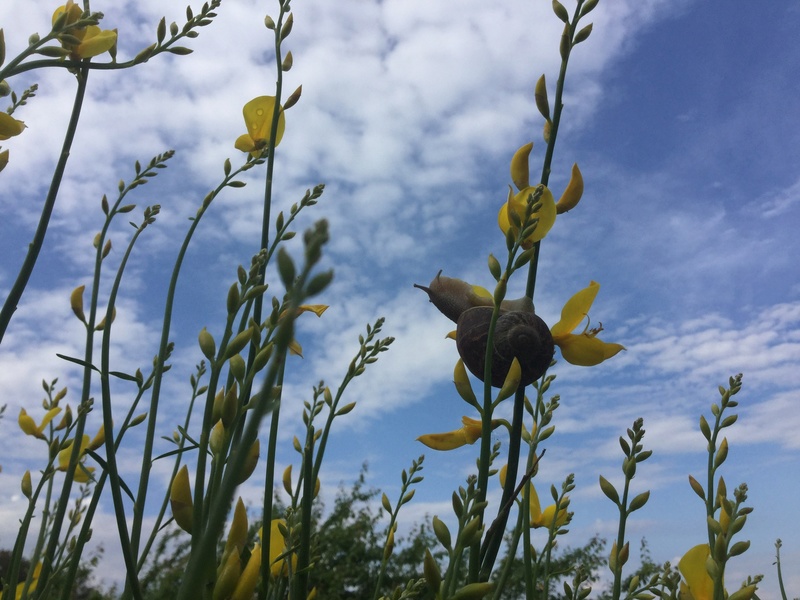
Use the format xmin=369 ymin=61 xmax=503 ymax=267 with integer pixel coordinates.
xmin=0 ymin=1 xmax=793 ymax=600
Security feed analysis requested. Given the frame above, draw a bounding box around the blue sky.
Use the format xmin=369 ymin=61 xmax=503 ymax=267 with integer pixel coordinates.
xmin=1 ymin=0 xmax=799 ymax=595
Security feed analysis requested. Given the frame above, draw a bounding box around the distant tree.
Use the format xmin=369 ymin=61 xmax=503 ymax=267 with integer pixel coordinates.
xmin=493 ymin=534 xmax=607 ymax=600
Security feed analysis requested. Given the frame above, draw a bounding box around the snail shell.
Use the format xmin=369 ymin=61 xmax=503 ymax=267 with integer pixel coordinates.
xmin=415 ymin=271 xmax=555 ymax=387
xmin=456 ymin=307 xmax=554 ymax=387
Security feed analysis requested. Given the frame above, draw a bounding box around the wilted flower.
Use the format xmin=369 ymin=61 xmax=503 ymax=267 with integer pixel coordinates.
xmin=550 ymin=281 xmax=625 ymax=366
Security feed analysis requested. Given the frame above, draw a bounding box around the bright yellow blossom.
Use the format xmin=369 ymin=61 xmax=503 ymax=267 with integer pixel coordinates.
xmin=417 ymin=416 xmax=499 ymax=451
xmin=0 ymin=562 xmax=42 ymax=600
xmin=498 ymin=184 xmax=557 ymax=248
xmin=678 ymin=544 xmax=756 ymax=600
xmin=18 ymin=407 xmax=61 ymax=440
xmin=263 ymin=519 xmax=296 ymax=578
xmin=234 ymin=96 xmax=285 ymax=156
xmin=499 ymin=465 xmax=568 ymax=529
xmin=0 ymin=113 xmax=26 ymax=141
xmin=550 ymin=281 xmax=625 ymax=366
xmin=52 ymin=1 xmax=117 ymax=60
xmin=56 ymin=434 xmax=95 ymax=482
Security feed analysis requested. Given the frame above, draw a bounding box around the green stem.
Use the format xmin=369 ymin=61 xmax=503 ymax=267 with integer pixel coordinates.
xmin=177 ymin=322 xmax=291 ymax=600
xmin=610 ymin=478 xmax=630 ymax=600
xmin=527 ymin=0 xmax=585 ymax=301
xmin=293 ymin=427 xmax=315 ymax=600
xmin=128 ymin=159 xmax=253 ymax=563
xmin=479 ymin=383 xmax=525 ymax=579
xmin=98 ymin=222 xmax=150 ymax=599
xmin=259 ymin=364 xmax=285 ymax=600
xmin=251 ymin=3 xmax=288 ymax=330
xmin=0 ymin=68 xmax=89 ymax=344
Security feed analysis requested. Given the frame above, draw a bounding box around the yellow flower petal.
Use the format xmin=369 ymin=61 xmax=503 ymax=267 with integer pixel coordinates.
xmin=87 ymin=423 xmax=106 ymax=451
xmin=556 ymin=333 xmax=625 ymax=367
xmin=528 ymin=484 xmax=543 ymax=525
xmin=418 ymin=416 xmax=486 ymax=451
xmin=678 ymin=544 xmax=714 ymax=600
xmin=170 ymin=465 xmax=194 ymax=533
xmin=538 ymin=503 xmax=568 ymax=529
xmin=225 ymin=498 xmax=249 ymax=556
xmin=241 ymin=96 xmax=285 ymax=151
xmin=0 ymin=113 xmax=26 ymax=141
xmin=53 ymin=2 xmax=82 ymax=27
xmin=231 ymin=543 xmax=262 ymax=600
xmin=498 ymin=185 xmax=557 ymax=246
xmin=73 ymin=464 xmax=95 ymax=483
xmin=460 ymin=416 xmax=483 ymax=444
xmin=289 ymin=339 xmax=303 ymax=357
xmin=234 ymin=134 xmax=257 ymax=153
xmin=57 ymin=434 xmax=90 ymax=471
xmin=510 ymin=142 xmax=533 ymax=191
xmin=297 ymin=304 xmax=329 ymax=317
xmin=18 ymin=409 xmax=41 ymax=438
xmin=417 ymin=428 xmax=471 ymax=451
xmin=76 ymin=27 xmax=117 ymax=58
xmin=550 ymin=281 xmax=599 ymax=338
xmin=269 ymin=519 xmax=296 ymax=577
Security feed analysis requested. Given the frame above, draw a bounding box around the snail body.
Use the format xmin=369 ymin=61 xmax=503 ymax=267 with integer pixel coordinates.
xmin=415 ymin=271 xmax=554 ymax=387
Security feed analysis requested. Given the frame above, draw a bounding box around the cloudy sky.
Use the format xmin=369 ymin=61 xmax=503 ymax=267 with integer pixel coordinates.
xmin=1 ymin=0 xmax=799 ymax=595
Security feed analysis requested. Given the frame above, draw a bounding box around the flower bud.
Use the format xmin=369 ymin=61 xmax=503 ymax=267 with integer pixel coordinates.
xmin=21 ymin=470 xmax=32 ymax=499
xmin=210 ymin=420 xmax=226 ymax=455
xmin=199 ymin=328 xmax=216 ymax=360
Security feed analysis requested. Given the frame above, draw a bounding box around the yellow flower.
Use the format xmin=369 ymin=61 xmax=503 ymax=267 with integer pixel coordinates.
xmin=678 ymin=545 xmax=715 ymax=600
xmin=56 ymin=434 xmax=95 ymax=482
xmin=264 ymin=519 xmax=296 ymax=578
xmin=0 ymin=562 xmax=42 ymax=600
xmin=678 ymin=544 xmax=756 ymax=600
xmin=498 ymin=185 xmax=557 ymax=248
xmin=52 ymin=2 xmax=117 ymax=59
xmin=18 ymin=407 xmax=61 ymax=440
xmin=417 ymin=416 xmax=497 ymax=451
xmin=297 ymin=304 xmax=329 ymax=317
xmin=234 ymin=96 xmax=285 ymax=155
xmin=231 ymin=543 xmax=262 ymax=600
xmin=499 ymin=466 xmax=568 ymax=529
xmin=0 ymin=113 xmax=26 ymax=141
xmin=550 ymin=281 xmax=625 ymax=366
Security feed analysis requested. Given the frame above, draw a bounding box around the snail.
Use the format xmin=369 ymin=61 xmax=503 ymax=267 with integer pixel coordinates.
xmin=415 ymin=271 xmax=554 ymax=388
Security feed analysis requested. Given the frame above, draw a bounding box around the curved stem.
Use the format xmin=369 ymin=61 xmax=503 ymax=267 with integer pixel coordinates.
xmin=98 ymin=218 xmax=152 ymax=599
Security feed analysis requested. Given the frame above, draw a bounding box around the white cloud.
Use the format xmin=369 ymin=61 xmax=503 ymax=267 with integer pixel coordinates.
xmin=2 ymin=0 xmax=799 ymax=597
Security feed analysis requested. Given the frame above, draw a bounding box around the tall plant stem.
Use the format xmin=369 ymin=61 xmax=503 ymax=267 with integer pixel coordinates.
xmin=251 ymin=5 xmax=288 ymax=330
xmin=0 ymin=69 xmax=89 ymax=344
